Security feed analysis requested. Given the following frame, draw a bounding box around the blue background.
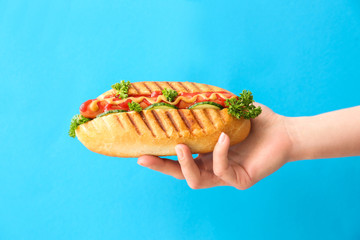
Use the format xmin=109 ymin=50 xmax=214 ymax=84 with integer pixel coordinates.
xmin=1 ymin=0 xmax=360 ymax=239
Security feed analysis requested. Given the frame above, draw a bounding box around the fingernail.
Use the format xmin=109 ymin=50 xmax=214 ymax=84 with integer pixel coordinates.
xmin=218 ymin=132 xmax=226 ymax=143
xmin=175 ymin=146 xmax=184 ymax=160
xmin=137 ymin=160 xmax=145 ymax=166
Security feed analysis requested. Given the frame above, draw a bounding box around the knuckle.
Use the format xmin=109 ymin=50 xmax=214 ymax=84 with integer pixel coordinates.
xmin=235 ymin=181 xmax=254 ymax=190
xmin=213 ymin=167 xmax=226 ymax=178
xmin=234 ymin=185 xmax=248 ymax=190
xmin=174 ymin=175 xmax=185 ymax=180
xmin=233 ymin=166 xmax=255 ymax=190
xmin=188 ymin=180 xmax=201 ymax=189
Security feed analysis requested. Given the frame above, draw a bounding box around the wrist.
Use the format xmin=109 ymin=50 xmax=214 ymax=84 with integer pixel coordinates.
xmin=284 ymin=116 xmax=312 ymax=162
xmin=282 ymin=106 xmax=360 ymax=162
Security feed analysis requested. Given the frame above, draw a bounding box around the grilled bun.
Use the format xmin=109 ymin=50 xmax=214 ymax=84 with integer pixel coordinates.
xmin=97 ymin=81 xmax=228 ymax=99
xmin=76 ymin=108 xmax=250 ymax=157
xmin=73 ymin=81 xmax=253 ymax=157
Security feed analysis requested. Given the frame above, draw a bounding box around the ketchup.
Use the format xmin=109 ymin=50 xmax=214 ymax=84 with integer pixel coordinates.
xmin=80 ymin=91 xmax=235 ymax=119
xmin=176 ymin=92 xmax=234 ymax=108
xmin=104 ymin=99 xmax=132 ymax=112
xmin=80 ymin=99 xmax=131 ymax=118
xmin=150 ymin=91 xmax=162 ymax=98
xmin=139 ymin=98 xmax=152 ymax=109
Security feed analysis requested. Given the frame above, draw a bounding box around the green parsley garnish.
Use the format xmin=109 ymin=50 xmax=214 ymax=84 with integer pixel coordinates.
xmin=128 ymin=102 xmax=142 ymax=112
xmin=68 ymin=114 xmax=91 ymax=138
xmin=162 ymin=88 xmax=178 ymax=102
xmin=225 ymin=90 xmax=262 ymax=119
xmin=111 ymin=80 xmax=131 ymax=99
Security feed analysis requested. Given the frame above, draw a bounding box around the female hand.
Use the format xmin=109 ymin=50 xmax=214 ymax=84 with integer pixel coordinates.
xmin=137 ymin=104 xmax=293 ymax=189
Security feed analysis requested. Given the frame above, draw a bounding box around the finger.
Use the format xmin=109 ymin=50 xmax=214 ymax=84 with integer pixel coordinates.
xmin=176 ymin=144 xmax=202 ymax=189
xmin=138 ymin=155 xmax=184 ymax=179
xmin=212 ymin=132 xmax=238 ymax=185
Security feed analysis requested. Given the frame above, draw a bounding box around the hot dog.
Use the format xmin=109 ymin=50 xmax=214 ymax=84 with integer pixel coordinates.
xmin=69 ymin=81 xmax=262 ymax=157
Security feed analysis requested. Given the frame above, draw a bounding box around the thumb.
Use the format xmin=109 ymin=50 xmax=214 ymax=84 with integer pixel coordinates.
xmin=212 ymin=132 xmax=254 ymax=189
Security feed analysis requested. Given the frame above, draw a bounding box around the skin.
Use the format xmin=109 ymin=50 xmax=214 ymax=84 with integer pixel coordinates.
xmin=137 ymin=104 xmax=360 ymax=190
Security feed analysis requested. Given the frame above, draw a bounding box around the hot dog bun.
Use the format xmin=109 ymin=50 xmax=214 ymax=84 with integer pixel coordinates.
xmin=74 ymin=82 xmax=251 ymax=157
xmin=76 ymin=108 xmax=250 ymax=157
xmin=97 ymin=81 xmax=229 ymax=99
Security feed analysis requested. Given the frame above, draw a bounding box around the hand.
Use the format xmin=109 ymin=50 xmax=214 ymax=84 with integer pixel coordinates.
xmin=137 ymin=104 xmax=293 ymax=189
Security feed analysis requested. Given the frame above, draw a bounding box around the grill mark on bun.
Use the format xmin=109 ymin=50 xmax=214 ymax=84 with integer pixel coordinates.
xmin=100 ymin=115 xmax=112 ymax=130
xmin=153 ymin=82 xmax=163 ymax=90
xmin=204 ymin=109 xmax=223 ymax=129
xmin=115 ymin=115 xmax=124 ymax=129
xmin=163 ymin=82 xmax=173 ymax=90
xmin=192 ymin=109 xmax=214 ymax=132
xmin=178 ymin=110 xmax=192 ymax=132
xmin=167 ymin=82 xmax=178 ymax=91
xmin=203 ymin=109 xmax=215 ymax=128
xmin=173 ymin=82 xmax=187 ymax=92
xmin=131 ymin=83 xmax=140 ymax=94
xmin=190 ymin=110 xmax=205 ymax=133
xmin=204 ymin=84 xmax=214 ymax=92
xmin=213 ymin=109 xmax=225 ymax=125
xmin=183 ymin=82 xmax=198 ymax=92
xmin=145 ymin=82 xmax=162 ymax=92
xmin=142 ymin=82 xmax=152 ymax=93
xmin=197 ymin=82 xmax=211 ymax=92
xmin=165 ymin=111 xmax=180 ymax=133
xmin=140 ymin=112 xmax=156 ymax=137
xmin=178 ymin=82 xmax=191 ymax=92
xmin=190 ymin=82 xmax=201 ymax=91
xmin=126 ymin=113 xmax=141 ymax=135
xmin=167 ymin=110 xmax=190 ymax=136
xmin=151 ymin=110 xmax=169 ymax=138
xmin=182 ymin=82 xmax=194 ymax=92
